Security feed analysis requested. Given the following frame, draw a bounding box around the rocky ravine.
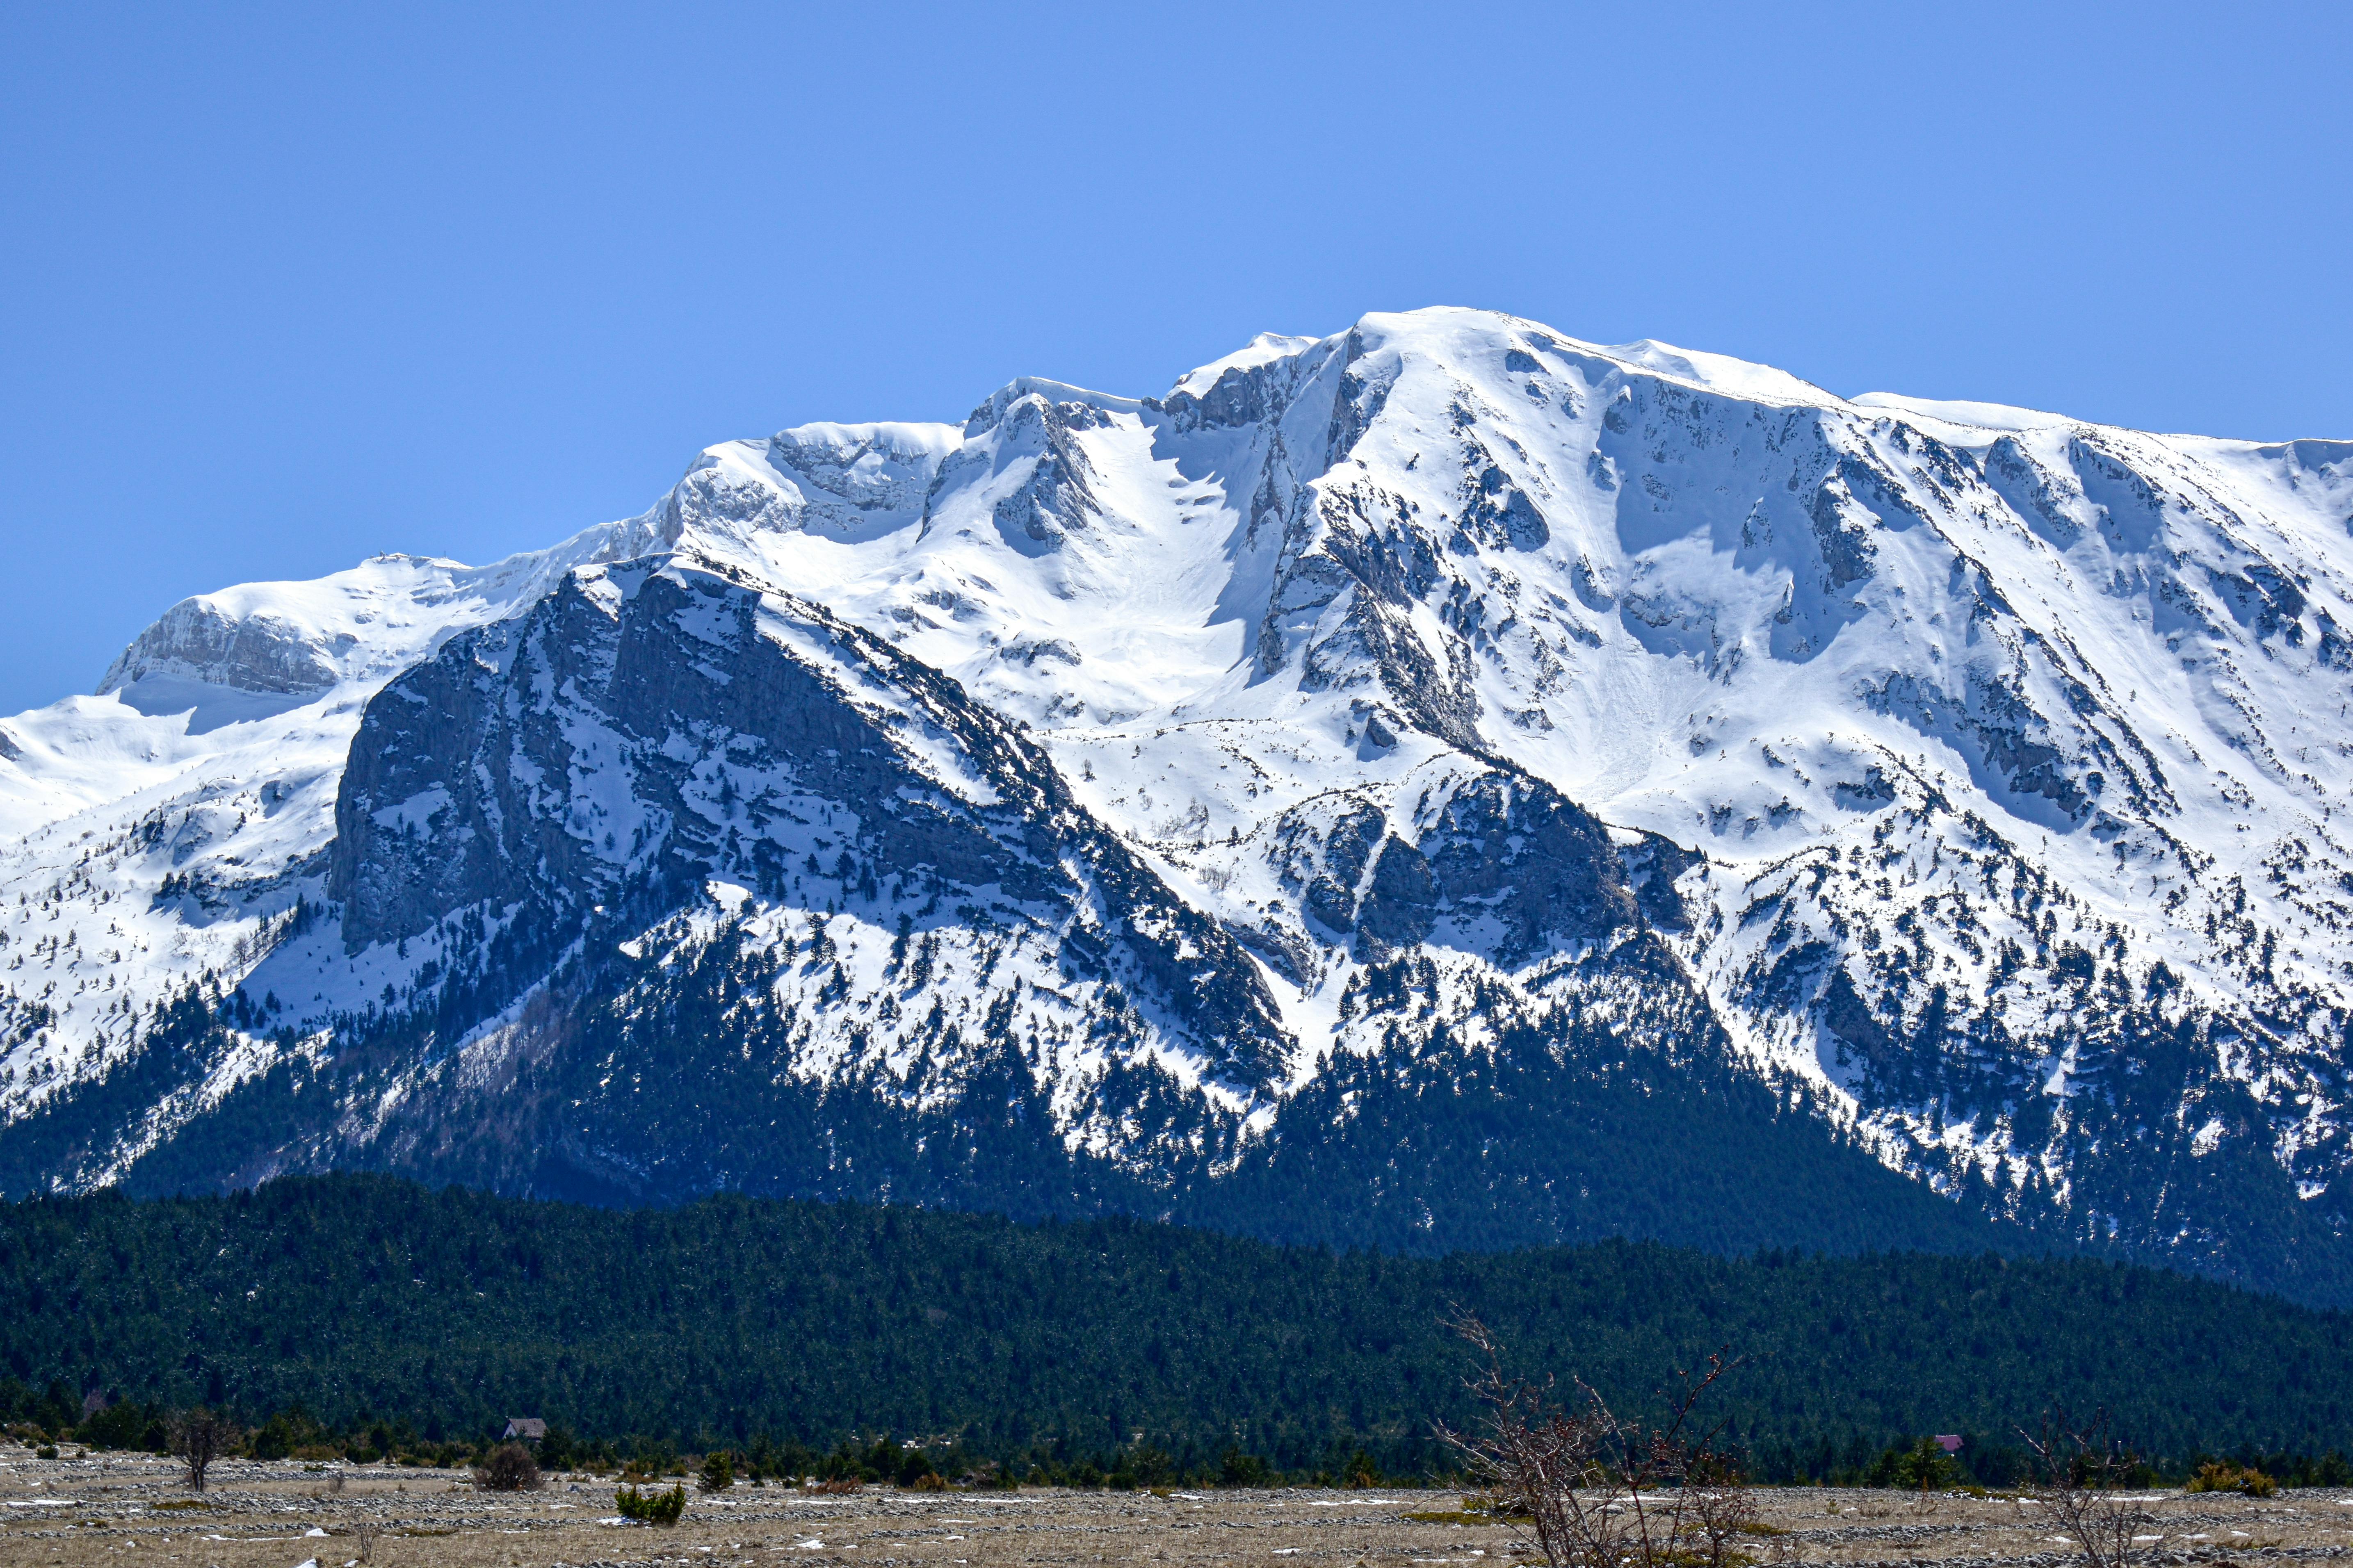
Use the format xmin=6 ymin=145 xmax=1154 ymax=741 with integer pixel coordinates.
xmin=3 ymin=308 xmax=2351 ymax=1298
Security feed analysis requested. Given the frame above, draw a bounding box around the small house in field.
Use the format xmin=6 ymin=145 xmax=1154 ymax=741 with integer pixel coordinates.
xmin=502 ymin=1418 xmax=548 ymax=1443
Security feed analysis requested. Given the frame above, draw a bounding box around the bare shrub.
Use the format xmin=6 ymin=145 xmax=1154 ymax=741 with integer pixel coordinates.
xmin=169 ymin=1408 xmax=240 ymax=1493
xmin=2019 ymin=1410 xmax=2148 ymax=1568
xmin=1682 ymin=1448 xmax=1764 ymax=1568
xmin=1434 ymin=1311 xmax=1751 ymax=1568
xmin=475 ymin=1441 xmax=544 ymax=1492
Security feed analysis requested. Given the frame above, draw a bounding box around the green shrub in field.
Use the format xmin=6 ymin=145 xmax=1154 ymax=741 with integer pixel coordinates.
xmin=1869 ymin=1437 xmax=1961 ymax=1492
xmin=1217 ymin=1447 xmax=1271 ymax=1488
xmin=699 ymin=1451 xmax=734 ymax=1493
xmin=617 ymin=1482 xmax=688 ymax=1525
xmin=74 ymin=1400 xmax=164 ymax=1453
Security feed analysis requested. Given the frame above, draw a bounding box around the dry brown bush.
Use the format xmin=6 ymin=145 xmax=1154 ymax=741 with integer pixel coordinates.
xmin=2018 ymin=1410 xmax=2148 ymax=1568
xmin=168 ymin=1408 xmax=240 ymax=1493
xmin=475 ymin=1441 xmax=544 ymax=1492
xmin=1434 ymin=1312 xmax=1753 ymax=1568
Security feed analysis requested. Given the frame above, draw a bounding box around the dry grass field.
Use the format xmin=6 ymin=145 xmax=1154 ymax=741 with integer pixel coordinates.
xmin=2 ymin=1445 xmax=2347 ymax=1568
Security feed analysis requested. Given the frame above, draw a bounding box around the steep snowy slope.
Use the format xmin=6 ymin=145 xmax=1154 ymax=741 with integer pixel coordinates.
xmin=642 ymin=312 xmax=2353 ymax=1284
xmin=6 ymin=308 xmax=2351 ymax=1299
xmin=0 ymin=516 xmax=670 ymax=1119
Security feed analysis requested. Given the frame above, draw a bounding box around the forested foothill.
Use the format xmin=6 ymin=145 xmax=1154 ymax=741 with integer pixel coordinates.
xmin=5 ymin=1176 xmax=2348 ymax=1489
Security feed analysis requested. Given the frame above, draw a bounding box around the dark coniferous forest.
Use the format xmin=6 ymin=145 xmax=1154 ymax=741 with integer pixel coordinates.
xmin=4 ymin=1176 xmax=2349 ymax=1484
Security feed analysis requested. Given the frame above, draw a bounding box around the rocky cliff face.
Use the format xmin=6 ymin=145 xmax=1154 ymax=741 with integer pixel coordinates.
xmin=7 ymin=308 xmax=2353 ymax=1301
xmin=328 ymin=553 xmax=1289 ymax=1093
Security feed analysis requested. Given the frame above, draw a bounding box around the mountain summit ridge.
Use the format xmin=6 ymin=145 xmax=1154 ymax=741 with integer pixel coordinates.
xmin=6 ymin=307 xmax=2351 ymax=1300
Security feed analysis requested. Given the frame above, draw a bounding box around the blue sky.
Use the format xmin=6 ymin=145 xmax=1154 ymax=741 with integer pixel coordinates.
xmin=2 ymin=2 xmax=2347 ymax=716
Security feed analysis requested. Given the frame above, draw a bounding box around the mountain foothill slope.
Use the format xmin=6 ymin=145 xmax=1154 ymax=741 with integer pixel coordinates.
xmin=5 ymin=308 xmax=2352 ymax=1300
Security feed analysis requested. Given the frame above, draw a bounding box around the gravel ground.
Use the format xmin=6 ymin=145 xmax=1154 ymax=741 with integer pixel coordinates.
xmin=2 ymin=1445 xmax=2346 ymax=1568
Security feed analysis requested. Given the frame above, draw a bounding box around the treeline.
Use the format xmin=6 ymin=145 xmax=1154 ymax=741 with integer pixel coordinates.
xmin=4 ymin=1176 xmax=2351 ymax=1483
xmin=13 ymin=1386 xmax=2351 ymax=1496
xmin=0 ymin=1393 xmax=1358 ymax=1493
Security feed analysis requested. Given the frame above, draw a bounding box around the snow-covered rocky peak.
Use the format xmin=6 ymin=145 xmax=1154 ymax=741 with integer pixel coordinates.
xmin=661 ymin=421 xmax=959 ymax=549
xmin=0 ymin=511 xmax=675 ymax=1123
xmin=8 ymin=305 xmax=2353 ymax=1301
xmin=97 ymin=515 xmax=685 ymax=703
xmin=637 ymin=305 xmax=2353 ymax=1270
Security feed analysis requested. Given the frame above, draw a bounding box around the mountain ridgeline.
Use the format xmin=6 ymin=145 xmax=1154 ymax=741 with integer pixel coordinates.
xmin=2 ymin=310 xmax=2352 ymax=1303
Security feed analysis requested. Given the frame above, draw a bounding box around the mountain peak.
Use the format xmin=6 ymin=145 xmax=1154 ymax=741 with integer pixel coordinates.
xmin=9 ymin=306 xmax=2353 ymax=1305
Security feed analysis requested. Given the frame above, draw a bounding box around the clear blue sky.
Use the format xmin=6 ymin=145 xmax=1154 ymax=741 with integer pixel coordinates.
xmin=3 ymin=2 xmax=2347 ymax=716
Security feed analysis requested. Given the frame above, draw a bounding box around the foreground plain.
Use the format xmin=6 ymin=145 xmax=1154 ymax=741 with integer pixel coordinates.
xmin=4 ymin=1447 xmax=2353 ymax=1568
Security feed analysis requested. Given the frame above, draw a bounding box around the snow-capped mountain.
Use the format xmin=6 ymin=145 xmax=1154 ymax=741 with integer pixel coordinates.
xmin=6 ymin=308 xmax=2351 ymax=1301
